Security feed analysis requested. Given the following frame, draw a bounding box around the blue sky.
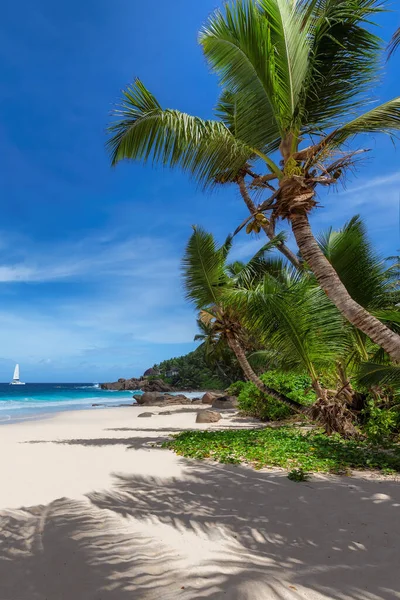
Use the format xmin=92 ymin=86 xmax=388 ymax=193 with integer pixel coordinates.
xmin=0 ymin=1 xmax=399 ymax=382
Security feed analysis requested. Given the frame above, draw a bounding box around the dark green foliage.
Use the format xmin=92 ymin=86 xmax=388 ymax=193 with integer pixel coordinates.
xmin=165 ymin=427 xmax=400 ymax=474
xmin=287 ymin=468 xmax=309 ymax=482
xmin=237 ymin=383 xmax=293 ymax=421
xmin=230 ymin=371 xmax=315 ymax=421
xmin=361 ymin=398 xmax=400 ymax=444
xmin=226 ymin=380 xmax=247 ymax=396
xmin=318 ymin=216 xmax=397 ymax=311
xmin=154 ymin=345 xmax=242 ymax=390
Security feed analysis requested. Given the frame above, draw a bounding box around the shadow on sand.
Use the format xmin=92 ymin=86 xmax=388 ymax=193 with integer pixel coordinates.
xmin=1 ymin=442 xmax=400 ymax=599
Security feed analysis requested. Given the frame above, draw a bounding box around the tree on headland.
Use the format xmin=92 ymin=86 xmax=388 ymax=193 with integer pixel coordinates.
xmin=108 ymin=0 xmax=400 ymax=360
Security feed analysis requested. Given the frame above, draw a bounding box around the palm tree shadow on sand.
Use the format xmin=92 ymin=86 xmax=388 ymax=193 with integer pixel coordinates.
xmin=1 ymin=454 xmax=399 ymax=599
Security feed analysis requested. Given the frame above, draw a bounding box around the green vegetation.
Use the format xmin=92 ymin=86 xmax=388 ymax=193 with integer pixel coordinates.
xmin=361 ymin=398 xmax=400 ymax=445
xmin=165 ymin=428 xmax=400 ymax=474
xmin=153 ymin=344 xmax=242 ymax=390
xmin=287 ymin=468 xmax=309 ymax=483
xmin=227 ymin=372 xmax=315 ymax=421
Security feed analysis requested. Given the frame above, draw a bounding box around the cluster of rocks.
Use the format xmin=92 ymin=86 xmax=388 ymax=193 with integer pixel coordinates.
xmin=200 ymin=391 xmax=238 ymax=409
xmin=133 ymin=390 xmax=238 ymax=409
xmin=133 ymin=390 xmax=238 ymax=423
xmin=100 ymin=378 xmax=173 ymax=392
xmin=134 ymin=392 xmax=192 ymax=407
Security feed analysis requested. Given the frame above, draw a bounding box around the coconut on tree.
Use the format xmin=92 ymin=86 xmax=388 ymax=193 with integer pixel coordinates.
xmin=108 ymin=0 xmax=400 ymax=360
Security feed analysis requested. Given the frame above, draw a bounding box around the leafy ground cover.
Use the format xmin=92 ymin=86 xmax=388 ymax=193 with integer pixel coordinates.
xmin=164 ymin=427 xmax=400 ymax=475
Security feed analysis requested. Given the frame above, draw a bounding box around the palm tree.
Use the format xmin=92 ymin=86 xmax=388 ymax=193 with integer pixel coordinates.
xmin=182 ymin=226 xmax=303 ymax=409
xmin=224 ymin=257 xmax=361 ymax=433
xmin=193 ymin=318 xmax=242 ymax=383
xmin=108 ymin=0 xmax=400 ymax=360
xmin=225 ymin=215 xmax=400 ymax=433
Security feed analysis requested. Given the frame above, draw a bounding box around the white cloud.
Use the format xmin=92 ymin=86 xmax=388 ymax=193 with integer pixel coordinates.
xmin=0 ymin=231 xmax=180 ymax=283
xmin=0 ymin=227 xmax=198 ymax=380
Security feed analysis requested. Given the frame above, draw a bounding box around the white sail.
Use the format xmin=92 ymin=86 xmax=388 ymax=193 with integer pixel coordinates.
xmin=10 ymin=363 xmax=25 ymax=385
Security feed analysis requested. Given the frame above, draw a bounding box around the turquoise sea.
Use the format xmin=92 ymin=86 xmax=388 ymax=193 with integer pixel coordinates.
xmin=0 ymin=383 xmax=139 ymax=424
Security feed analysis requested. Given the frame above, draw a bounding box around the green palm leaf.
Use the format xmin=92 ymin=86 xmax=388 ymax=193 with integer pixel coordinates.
xmin=225 ymin=272 xmax=347 ymax=376
xmin=358 ymin=362 xmax=400 ymax=388
xmin=387 ymin=26 xmax=400 ymax=59
xmin=107 ymin=79 xmax=253 ymax=185
xmin=317 ymin=215 xmax=392 ymax=310
xmin=300 ymin=0 xmax=384 ymax=131
xmin=182 ymin=227 xmax=231 ymax=309
xmin=199 ymin=0 xmax=309 ymax=153
xmin=327 ymin=97 xmax=400 ymax=147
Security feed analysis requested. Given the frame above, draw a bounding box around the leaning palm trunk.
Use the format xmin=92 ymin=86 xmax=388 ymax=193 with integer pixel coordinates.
xmin=225 ymin=332 xmax=303 ymax=412
xmin=290 ymin=211 xmax=400 ymax=362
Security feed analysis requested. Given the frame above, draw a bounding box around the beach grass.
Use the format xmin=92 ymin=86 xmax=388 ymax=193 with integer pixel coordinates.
xmin=164 ymin=427 xmax=400 ymax=475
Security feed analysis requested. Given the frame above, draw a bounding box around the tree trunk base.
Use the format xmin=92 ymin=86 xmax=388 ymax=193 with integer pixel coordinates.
xmin=308 ymin=397 xmax=360 ymax=438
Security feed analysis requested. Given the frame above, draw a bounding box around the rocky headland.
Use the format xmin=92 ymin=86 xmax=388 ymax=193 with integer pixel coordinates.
xmin=100 ymin=378 xmax=174 ymax=392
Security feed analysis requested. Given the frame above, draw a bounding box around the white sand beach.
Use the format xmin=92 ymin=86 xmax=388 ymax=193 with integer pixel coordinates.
xmin=1 ymin=404 xmax=399 ymax=600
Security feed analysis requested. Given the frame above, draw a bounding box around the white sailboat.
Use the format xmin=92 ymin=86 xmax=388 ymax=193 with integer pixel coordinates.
xmin=10 ymin=364 xmax=25 ymax=386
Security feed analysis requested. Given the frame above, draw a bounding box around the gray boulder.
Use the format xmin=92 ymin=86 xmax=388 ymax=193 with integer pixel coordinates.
xmin=212 ymin=395 xmax=239 ymax=409
xmin=201 ymin=391 xmax=224 ymax=405
xmin=136 ymin=392 xmax=191 ymax=407
xmin=138 ymin=412 xmax=154 ymax=418
xmin=101 ymin=378 xmax=174 ymax=392
xmin=196 ymin=410 xmax=222 ymax=423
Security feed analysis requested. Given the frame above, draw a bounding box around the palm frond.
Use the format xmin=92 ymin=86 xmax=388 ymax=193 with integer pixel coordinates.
xmin=107 ymin=79 xmax=253 ymax=185
xmin=387 ymin=26 xmax=400 ymax=59
xmin=317 ymin=215 xmax=391 ymax=310
xmin=358 ymin=362 xmax=400 ymax=388
xmin=299 ymin=0 xmax=384 ymax=131
xmin=199 ymin=0 xmax=309 ymax=151
xmin=182 ymin=227 xmax=230 ymax=309
xmin=224 ymin=274 xmax=347 ymax=375
xmin=227 ymin=233 xmax=294 ymax=288
xmin=327 ymin=97 xmax=400 ymax=147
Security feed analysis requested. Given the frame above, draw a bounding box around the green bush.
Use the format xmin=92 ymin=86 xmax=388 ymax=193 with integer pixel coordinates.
xmin=232 ymin=371 xmax=315 ymax=421
xmin=362 ymin=399 xmax=399 ymax=444
xmin=225 ymin=380 xmax=247 ymax=396
xmin=288 ymin=468 xmax=309 ymax=482
xmin=237 ymin=383 xmax=292 ymax=420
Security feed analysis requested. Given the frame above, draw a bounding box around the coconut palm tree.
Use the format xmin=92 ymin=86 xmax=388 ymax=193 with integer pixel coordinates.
xmin=182 ymin=226 xmax=303 ymax=409
xmin=193 ymin=318 xmax=242 ymax=383
xmin=224 ymin=258 xmax=361 ymax=433
xmin=108 ymin=0 xmax=400 ymax=360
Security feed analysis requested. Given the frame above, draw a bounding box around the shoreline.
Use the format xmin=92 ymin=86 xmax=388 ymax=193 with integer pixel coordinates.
xmin=0 ymin=389 xmax=207 ymax=427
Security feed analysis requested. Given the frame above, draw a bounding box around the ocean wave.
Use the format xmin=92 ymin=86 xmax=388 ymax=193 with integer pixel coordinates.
xmin=0 ymin=395 xmax=135 ymax=411
xmin=76 ymin=384 xmax=100 ymax=389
